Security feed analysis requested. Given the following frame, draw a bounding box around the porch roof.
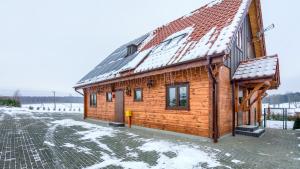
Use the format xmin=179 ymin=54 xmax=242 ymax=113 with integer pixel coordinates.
xmin=233 ymin=55 xmax=279 ymax=81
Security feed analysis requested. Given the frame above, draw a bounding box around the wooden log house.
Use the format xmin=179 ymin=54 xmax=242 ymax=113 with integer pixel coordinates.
xmin=75 ymin=0 xmax=280 ymax=142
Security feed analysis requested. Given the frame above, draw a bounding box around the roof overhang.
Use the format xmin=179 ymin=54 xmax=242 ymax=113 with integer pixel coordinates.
xmin=74 ymin=53 xmax=225 ymax=90
xmin=232 ymin=55 xmax=280 ymax=89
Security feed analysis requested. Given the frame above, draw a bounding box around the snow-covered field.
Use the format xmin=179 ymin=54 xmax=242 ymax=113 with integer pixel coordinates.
xmin=21 ymin=103 xmax=83 ymax=113
xmin=262 ymin=103 xmax=300 ymax=116
xmin=264 ymin=120 xmax=295 ymax=129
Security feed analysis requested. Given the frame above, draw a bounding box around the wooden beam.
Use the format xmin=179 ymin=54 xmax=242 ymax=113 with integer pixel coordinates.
xmin=239 ymin=82 xmax=266 ymax=111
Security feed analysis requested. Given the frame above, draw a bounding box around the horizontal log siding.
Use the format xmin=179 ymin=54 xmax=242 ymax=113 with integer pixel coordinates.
xmin=218 ymin=66 xmax=233 ymax=136
xmin=85 ymin=87 xmax=115 ymax=121
xmin=85 ymin=67 xmax=211 ymax=137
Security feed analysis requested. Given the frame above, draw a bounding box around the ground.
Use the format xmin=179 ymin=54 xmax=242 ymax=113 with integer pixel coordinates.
xmin=0 ymin=108 xmax=299 ymax=169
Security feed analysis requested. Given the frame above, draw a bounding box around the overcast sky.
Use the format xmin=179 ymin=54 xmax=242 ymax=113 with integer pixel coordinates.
xmin=0 ymin=0 xmax=299 ymax=96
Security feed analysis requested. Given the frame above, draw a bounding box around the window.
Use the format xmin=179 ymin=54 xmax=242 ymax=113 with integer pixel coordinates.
xmin=152 ymin=34 xmax=186 ymax=54
xmin=134 ymin=88 xmax=142 ymax=102
xmin=106 ymin=92 xmax=113 ymax=102
xmin=166 ymin=83 xmax=189 ymax=110
xmin=236 ymin=29 xmax=243 ymax=49
xmin=90 ymin=93 xmax=97 ymax=107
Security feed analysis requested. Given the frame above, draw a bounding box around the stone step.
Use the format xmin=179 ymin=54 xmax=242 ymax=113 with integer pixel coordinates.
xmin=235 ymin=128 xmax=265 ymax=137
xmin=236 ymin=125 xmax=259 ymax=132
xmin=109 ymin=122 xmax=125 ymax=127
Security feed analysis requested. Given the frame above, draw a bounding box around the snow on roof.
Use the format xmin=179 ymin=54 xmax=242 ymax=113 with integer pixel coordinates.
xmin=76 ymin=0 xmax=252 ymax=87
xmin=233 ymin=55 xmax=279 ymax=81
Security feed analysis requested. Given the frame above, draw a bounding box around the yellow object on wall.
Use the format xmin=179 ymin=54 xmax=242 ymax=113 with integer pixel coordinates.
xmin=125 ymin=110 xmax=132 ymax=117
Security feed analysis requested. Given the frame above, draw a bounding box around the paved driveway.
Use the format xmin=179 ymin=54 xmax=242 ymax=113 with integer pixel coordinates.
xmin=0 ymin=107 xmax=299 ymax=169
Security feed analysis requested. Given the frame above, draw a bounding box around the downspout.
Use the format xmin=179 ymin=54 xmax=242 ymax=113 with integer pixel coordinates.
xmin=207 ymin=56 xmax=219 ymax=143
xmin=231 ymin=81 xmax=236 ymax=136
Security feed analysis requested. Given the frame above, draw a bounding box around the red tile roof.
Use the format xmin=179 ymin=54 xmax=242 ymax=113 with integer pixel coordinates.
xmin=141 ymin=0 xmax=246 ymax=54
xmin=76 ymin=0 xmax=253 ymax=87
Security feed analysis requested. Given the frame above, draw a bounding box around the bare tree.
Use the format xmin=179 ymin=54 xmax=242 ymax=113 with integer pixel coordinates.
xmin=13 ymin=90 xmax=20 ymax=102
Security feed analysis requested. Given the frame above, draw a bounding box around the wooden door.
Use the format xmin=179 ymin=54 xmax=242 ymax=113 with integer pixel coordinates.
xmin=115 ymin=90 xmax=124 ymax=123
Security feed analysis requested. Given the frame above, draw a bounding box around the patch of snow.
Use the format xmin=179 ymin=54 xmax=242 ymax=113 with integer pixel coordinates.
xmin=44 ymin=141 xmax=55 ymax=147
xmin=138 ymin=140 xmax=222 ymax=168
xmin=231 ymin=159 xmax=244 ymax=164
xmin=126 ymin=132 xmax=139 ymax=138
xmin=206 ymin=0 xmax=223 ymax=8
xmin=208 ymin=0 xmax=249 ymax=55
xmin=127 ymin=152 xmax=139 ymax=158
xmin=63 ymin=143 xmax=76 ymax=148
xmin=178 ymin=27 xmax=217 ymax=62
xmin=0 ymin=107 xmax=34 ymax=120
xmin=225 ymin=153 xmax=231 ymax=157
xmin=265 ymin=120 xmax=294 ymax=129
xmin=84 ymin=153 xmax=149 ymax=169
xmin=120 ymin=48 xmax=153 ymax=71
xmin=51 ymin=119 xmax=117 ymax=152
xmin=257 ymin=152 xmax=272 ymax=156
xmin=139 ymin=32 xmax=155 ymax=50
xmin=22 ymin=103 xmax=83 ymax=114
xmin=62 ymin=143 xmax=92 ymax=154
xmin=135 ymin=26 xmax=195 ymax=73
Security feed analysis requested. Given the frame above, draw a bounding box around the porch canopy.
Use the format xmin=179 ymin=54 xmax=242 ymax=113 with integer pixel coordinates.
xmin=232 ymin=55 xmax=280 ymax=126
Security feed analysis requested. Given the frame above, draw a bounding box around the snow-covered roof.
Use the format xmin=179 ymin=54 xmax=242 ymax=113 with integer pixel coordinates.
xmin=233 ymin=55 xmax=279 ymax=81
xmin=76 ymin=0 xmax=252 ymax=87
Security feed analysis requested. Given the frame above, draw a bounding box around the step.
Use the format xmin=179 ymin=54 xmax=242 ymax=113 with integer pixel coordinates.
xmin=109 ymin=122 xmax=125 ymax=127
xmin=235 ymin=128 xmax=265 ymax=137
xmin=236 ymin=125 xmax=259 ymax=132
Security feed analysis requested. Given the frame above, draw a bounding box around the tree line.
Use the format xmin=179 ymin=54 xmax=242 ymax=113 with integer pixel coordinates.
xmin=263 ymin=92 xmax=300 ymax=107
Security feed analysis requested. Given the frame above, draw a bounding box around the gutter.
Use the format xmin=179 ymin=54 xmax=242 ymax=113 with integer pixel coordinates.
xmin=75 ymin=88 xmax=84 ymax=96
xmin=206 ymin=55 xmax=219 ymax=143
xmin=74 ymin=52 xmax=225 ymax=90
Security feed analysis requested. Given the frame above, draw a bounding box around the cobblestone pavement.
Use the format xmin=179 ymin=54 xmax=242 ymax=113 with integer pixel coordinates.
xmin=0 ymin=108 xmax=299 ymax=169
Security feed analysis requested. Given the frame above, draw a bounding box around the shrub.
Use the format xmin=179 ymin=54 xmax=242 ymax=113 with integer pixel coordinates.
xmin=293 ymin=117 xmax=300 ymax=130
xmin=0 ymin=98 xmax=21 ymax=107
xmin=29 ymin=106 xmax=33 ymax=110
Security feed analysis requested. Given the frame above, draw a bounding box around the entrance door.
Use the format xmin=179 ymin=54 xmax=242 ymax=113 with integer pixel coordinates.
xmin=115 ymin=90 xmax=124 ymax=123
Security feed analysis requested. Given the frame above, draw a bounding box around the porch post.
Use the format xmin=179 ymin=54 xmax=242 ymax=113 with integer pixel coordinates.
xmin=232 ymin=82 xmax=239 ymax=136
xmin=257 ymin=91 xmax=262 ymax=126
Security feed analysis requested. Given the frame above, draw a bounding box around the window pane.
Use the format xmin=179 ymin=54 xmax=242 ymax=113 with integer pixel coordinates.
xmin=107 ymin=92 xmax=112 ymax=102
xmin=135 ymin=90 xmax=142 ymax=101
xmin=179 ymin=86 xmax=187 ymax=107
xmin=168 ymin=87 xmax=177 ymax=107
xmin=93 ymin=94 xmax=97 ymax=105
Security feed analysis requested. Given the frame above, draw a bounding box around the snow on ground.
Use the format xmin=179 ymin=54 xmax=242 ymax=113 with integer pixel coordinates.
xmin=138 ymin=140 xmax=222 ymax=169
xmin=51 ymin=119 xmax=117 ymax=152
xmin=44 ymin=141 xmax=55 ymax=147
xmin=62 ymin=143 xmax=92 ymax=155
xmin=0 ymin=107 xmax=34 ymax=117
xmin=49 ymin=118 xmax=226 ymax=169
xmin=85 ymin=140 xmax=224 ymax=169
xmin=84 ymin=153 xmax=149 ymax=169
xmin=231 ymin=159 xmax=244 ymax=164
xmin=22 ymin=103 xmax=83 ymax=113
xmin=262 ymin=103 xmax=300 ymax=116
xmin=265 ymin=120 xmax=294 ymax=129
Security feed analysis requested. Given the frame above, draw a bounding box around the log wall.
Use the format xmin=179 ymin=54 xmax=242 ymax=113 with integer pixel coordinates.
xmin=84 ymin=66 xmax=233 ymax=138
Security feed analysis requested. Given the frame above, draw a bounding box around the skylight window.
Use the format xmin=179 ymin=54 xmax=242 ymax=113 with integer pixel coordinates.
xmin=152 ymin=33 xmax=186 ymax=54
